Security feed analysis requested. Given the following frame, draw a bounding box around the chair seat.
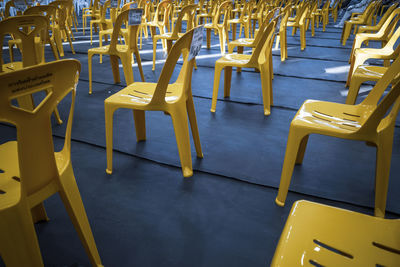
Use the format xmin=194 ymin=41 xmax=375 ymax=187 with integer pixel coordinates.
xmin=228 ymin=19 xmax=240 ymax=24
xmin=0 ymin=141 xmax=22 ymax=208
xmin=355 ymin=47 xmax=394 ymax=58
xmin=105 ymin=82 xmax=183 ymax=107
xmin=229 ymin=38 xmax=254 ymax=47
xmin=0 ymin=141 xmax=69 ymax=208
xmin=354 ymin=65 xmax=387 ymax=81
xmin=88 ymin=44 xmax=129 ymax=54
xmin=217 ymin=53 xmax=252 ymax=67
xmin=2 ymin=62 xmax=23 ymax=72
xmin=272 ymin=200 xmax=400 ymax=266
xmin=291 ymin=100 xmax=372 ymax=136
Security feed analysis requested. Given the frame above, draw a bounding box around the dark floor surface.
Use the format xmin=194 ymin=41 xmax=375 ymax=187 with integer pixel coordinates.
xmin=1 ymin=13 xmax=399 ymax=266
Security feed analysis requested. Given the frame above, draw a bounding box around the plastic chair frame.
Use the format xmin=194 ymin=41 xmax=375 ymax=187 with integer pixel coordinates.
xmin=88 ymin=8 xmax=146 ymax=94
xmin=275 ymin=55 xmax=400 ymax=218
xmin=104 ymin=26 xmax=203 ymax=177
xmin=211 ymin=21 xmax=276 ymax=116
xmin=0 ymin=59 xmax=103 ymax=267
xmin=271 ymin=200 xmax=400 ymax=266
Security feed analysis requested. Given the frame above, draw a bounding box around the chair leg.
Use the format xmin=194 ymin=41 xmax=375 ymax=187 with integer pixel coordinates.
xmin=152 ymin=37 xmax=158 ymax=71
xmin=374 ymin=132 xmax=394 ymax=218
xmin=49 ymin=38 xmax=59 ymax=60
xmin=259 ymin=63 xmax=272 ymax=116
xmin=186 ymin=92 xmax=203 ymax=158
xmin=0 ymin=198 xmax=44 ymax=267
xmin=55 ymin=29 xmax=64 ymax=57
xmin=206 ymin=28 xmax=211 ymax=49
xmin=133 ymin=110 xmax=146 ymax=142
xmin=346 ymin=76 xmax=365 ymax=105
xmin=296 ymin=135 xmax=309 ymax=164
xmin=276 ymin=129 xmax=309 ymax=207
xmin=237 ymin=46 xmax=243 ymax=72
xmin=88 ymin=52 xmax=93 ymax=94
xmin=300 ymin=25 xmax=306 ymax=50
xmin=224 ymin=66 xmax=232 ymax=98
xmin=105 ymin=104 xmax=116 ymax=174
xmin=31 ymin=202 xmax=49 ymax=223
xmin=134 ymin=51 xmax=145 ymax=82
xmin=110 ymin=55 xmax=121 ymax=84
xmin=211 ymin=64 xmax=224 ymax=112
xmin=275 ymin=35 xmax=280 ymax=50
xmin=170 ymin=107 xmax=193 ymax=178
xmin=57 ymin=163 xmax=102 ymax=266
xmin=120 ymin=54 xmax=134 ymax=85
xmin=311 ymin=16 xmax=315 ymax=37
xmin=99 ymin=34 xmax=103 ymax=64
xmin=65 ymin=29 xmax=75 ymax=54
xmin=341 ymin=22 xmax=352 ymax=45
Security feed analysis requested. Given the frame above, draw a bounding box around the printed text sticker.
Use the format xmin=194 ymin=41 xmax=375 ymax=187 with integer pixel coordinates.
xmin=128 ymin=8 xmax=143 ymax=25
xmin=188 ymin=26 xmax=203 ymax=61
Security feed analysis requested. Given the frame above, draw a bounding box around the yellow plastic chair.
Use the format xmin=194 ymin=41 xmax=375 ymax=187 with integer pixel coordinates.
xmin=346 ymin=24 xmax=400 ymax=87
xmin=90 ymin=0 xmax=110 ymax=45
xmin=151 ymin=4 xmax=196 ymax=71
xmin=211 ymin=21 xmax=276 ymax=116
xmin=287 ymin=3 xmax=309 ymax=50
xmin=196 ymin=0 xmax=217 ymax=25
xmin=227 ymin=8 xmax=276 ymax=73
xmin=329 ymin=0 xmax=341 ymax=23
xmin=275 ymin=55 xmax=400 ymax=218
xmin=0 ymin=59 xmax=103 ymax=267
xmin=341 ymin=1 xmax=377 ymax=46
xmin=146 ymin=0 xmax=172 ymax=50
xmin=228 ymin=0 xmax=254 ymax=41
xmin=88 ymin=8 xmax=145 ymax=94
xmin=83 ymin=0 xmax=100 ymax=35
xmin=49 ymin=1 xmax=75 ymax=57
xmin=204 ymin=1 xmax=232 ymax=55
xmin=348 ymin=6 xmax=400 ymax=65
xmin=16 ymin=5 xmax=60 ymax=61
xmin=311 ymin=0 xmax=330 ymax=36
xmin=346 ymin=63 xmax=400 ymax=105
xmin=271 ymin=200 xmax=400 ymax=266
xmin=274 ymin=4 xmax=291 ymax=61
xmin=0 ymin=15 xmax=64 ymax=125
xmin=97 ymin=3 xmax=119 ymax=63
xmin=104 ymin=26 xmax=203 ymax=178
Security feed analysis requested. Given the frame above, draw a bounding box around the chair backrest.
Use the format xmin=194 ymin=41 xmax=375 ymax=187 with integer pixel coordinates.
xmin=211 ymin=0 xmax=231 ymax=27
xmin=358 ymin=55 xmax=400 ymax=134
xmin=171 ymin=4 xmax=197 ymax=38
xmin=0 ymin=15 xmax=48 ymax=70
xmin=149 ymin=26 xmax=200 ymax=105
xmin=248 ymin=20 xmax=275 ymax=66
xmin=151 ymin=0 xmax=172 ymax=26
xmin=49 ymin=1 xmax=68 ymax=29
xmin=109 ymin=8 xmax=141 ymax=52
xmin=23 ymin=5 xmax=57 ymax=44
xmin=0 ymin=59 xmax=81 ymax=195
xmin=279 ymin=3 xmax=291 ymax=32
xmin=374 ymin=2 xmax=398 ymax=28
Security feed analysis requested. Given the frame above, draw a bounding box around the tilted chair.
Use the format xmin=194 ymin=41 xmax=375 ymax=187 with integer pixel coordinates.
xmin=211 ymin=21 xmax=276 ymax=116
xmin=271 ymin=200 xmax=400 ymax=266
xmin=88 ymin=8 xmax=145 ymax=94
xmin=0 ymin=59 xmax=103 ymax=267
xmin=275 ymin=55 xmax=400 ymax=218
xmin=104 ymin=26 xmax=203 ymax=178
